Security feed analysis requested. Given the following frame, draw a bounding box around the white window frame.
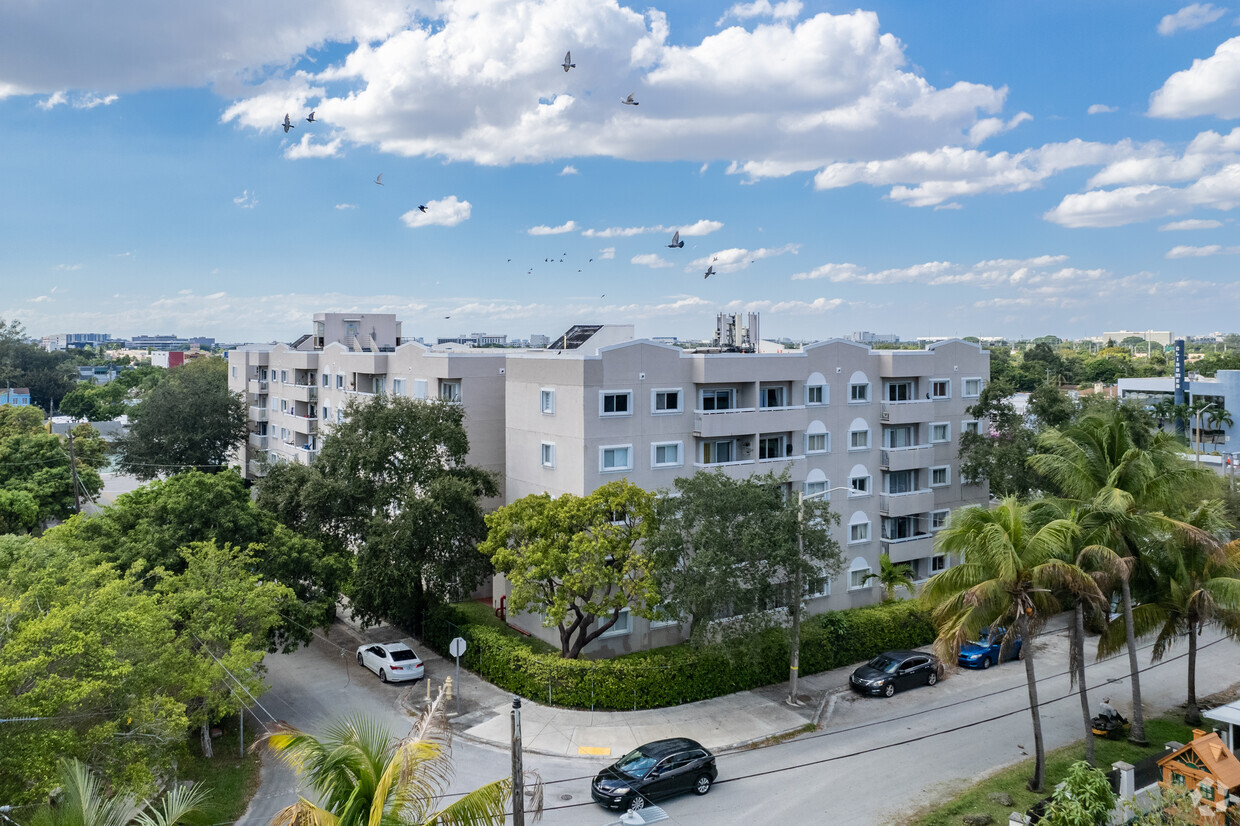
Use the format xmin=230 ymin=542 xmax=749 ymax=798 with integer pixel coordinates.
xmin=336 ymin=375 xmax=344 ymax=389
xmin=651 ymin=388 xmax=683 ymax=414
xmin=699 ymin=387 xmax=736 ymax=411
xmin=849 ymin=428 xmax=871 ymax=451
xmin=806 ymin=384 xmax=828 ymax=406
xmin=600 ymin=444 xmax=633 ymax=473
xmin=440 ymin=380 xmax=462 ymax=403
xmin=600 ymin=390 xmax=633 ymax=417
xmin=759 ymin=385 xmax=787 ymax=409
xmin=930 ymin=422 xmax=951 ymax=443
xmin=322 ymin=372 xmax=330 ymax=388
xmin=336 ymin=409 xmax=344 ymax=423
xmin=804 ymin=479 xmax=830 ymax=497
xmin=931 ymin=554 xmax=948 ymax=572
xmin=930 ymin=465 xmax=951 ymax=487
xmin=231 ymin=366 xmax=237 ymax=378
xmin=651 ymin=441 xmax=684 ymax=468
xmin=540 ymin=389 xmax=555 ymax=415
xmin=963 ymin=377 xmax=983 ymax=398
xmin=930 ymin=509 xmax=950 ymax=531
xmin=806 ymin=432 xmax=829 ymax=454
xmin=541 ymin=442 xmax=556 ymax=468
xmin=599 ymin=608 xmax=632 ymax=638
xmin=930 ymin=378 xmax=951 ymax=400
xmin=392 ymin=378 xmax=406 ymax=397
xmin=809 ymin=573 xmax=831 ymax=597
xmin=413 ymin=379 xmax=428 ymax=400
xmin=849 ymin=474 xmax=872 ymax=497
xmin=701 ymin=439 xmax=736 ymax=465
xmin=849 ymin=382 xmax=871 ymax=404
xmin=963 ymin=420 xmax=980 ymax=436
xmin=849 ymin=522 xmax=871 ymax=545
xmin=281 ymin=370 xmax=288 ymax=384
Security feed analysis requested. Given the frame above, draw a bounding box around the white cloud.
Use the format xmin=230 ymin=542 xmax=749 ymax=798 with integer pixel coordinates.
xmin=400 ymin=195 xmax=471 ymax=228
xmin=55 ymin=263 xmax=82 ymax=271
xmin=934 ymin=202 xmax=963 ymax=210
xmin=599 ymin=247 xmax=616 ymax=259
xmin=716 ymin=0 xmax=803 ymax=26
xmin=334 ymin=203 xmax=358 ymax=210
xmin=631 ymin=253 xmax=675 ymax=268
xmin=527 ymin=220 xmax=579 ymax=235
xmin=1087 ymin=103 xmax=1117 ymax=115
xmin=74 ymin=93 xmax=117 ymax=108
xmin=966 ymin=111 xmax=1032 ymax=145
xmin=791 ymin=254 xmax=1071 ymax=288
xmin=676 ymin=219 xmax=724 ymax=236
xmin=284 ymin=134 xmax=344 ymax=159
xmin=1150 ymin=36 xmax=1240 ymax=118
xmin=581 ymin=219 xmax=721 ymax=238
xmin=1166 ymin=244 xmax=1240 ymax=257
xmin=559 ymin=165 xmax=578 ymax=176
xmin=1158 ymin=3 xmax=1226 ymax=35
xmin=36 ymin=91 xmax=66 ymax=110
xmin=233 ymin=189 xmax=258 ymax=208
xmin=689 ymin=243 xmax=798 ymax=273
xmin=1159 ymin=218 xmax=1223 ymax=230
xmin=29 ymin=295 xmax=52 ymax=303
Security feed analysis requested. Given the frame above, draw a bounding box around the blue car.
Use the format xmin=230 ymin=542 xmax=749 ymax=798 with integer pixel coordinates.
xmin=957 ymin=627 xmax=1022 ymax=669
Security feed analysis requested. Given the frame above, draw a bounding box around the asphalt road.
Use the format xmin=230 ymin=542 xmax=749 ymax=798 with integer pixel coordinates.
xmin=239 ymin=623 xmax=1240 ymax=826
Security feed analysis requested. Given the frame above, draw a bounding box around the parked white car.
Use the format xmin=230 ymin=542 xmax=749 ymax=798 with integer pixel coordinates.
xmin=356 ymin=642 xmax=425 ymax=683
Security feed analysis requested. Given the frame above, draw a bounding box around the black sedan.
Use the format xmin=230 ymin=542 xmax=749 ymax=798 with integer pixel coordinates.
xmin=591 ymin=737 xmax=717 ymax=811
xmin=849 ymin=650 xmax=943 ymax=697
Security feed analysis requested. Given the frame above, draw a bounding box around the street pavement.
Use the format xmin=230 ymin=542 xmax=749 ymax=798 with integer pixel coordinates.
xmin=237 ymin=616 xmax=1240 ymax=826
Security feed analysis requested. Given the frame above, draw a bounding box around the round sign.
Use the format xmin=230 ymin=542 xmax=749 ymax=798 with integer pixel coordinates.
xmin=449 ymin=636 xmax=467 ymax=658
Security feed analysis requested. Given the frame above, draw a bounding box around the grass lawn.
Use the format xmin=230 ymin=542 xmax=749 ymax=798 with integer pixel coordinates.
xmin=178 ymin=716 xmax=264 ymax=826
xmin=908 ymin=714 xmax=1197 ymax=826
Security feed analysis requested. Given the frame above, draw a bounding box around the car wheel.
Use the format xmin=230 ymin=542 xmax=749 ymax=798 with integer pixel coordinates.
xmin=379 ymin=669 xmax=388 ymax=683
xmin=628 ymin=795 xmax=646 ymax=812
xmin=883 ymin=683 xmax=895 ymax=698
xmin=927 ymin=671 xmax=938 ymax=686
xmin=357 ymin=652 xmax=364 ymax=666
xmin=694 ymin=775 xmax=713 ymax=796
xmin=981 ymin=656 xmax=992 ymax=670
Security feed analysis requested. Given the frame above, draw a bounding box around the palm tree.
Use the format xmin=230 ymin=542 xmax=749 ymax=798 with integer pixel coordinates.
xmin=1102 ymin=500 xmax=1240 ymax=724
xmin=1150 ymin=398 xmax=1176 ymax=432
xmin=1028 ymin=408 xmax=1208 ymax=744
xmin=260 ymin=687 xmax=541 ymax=826
xmin=862 ymin=552 xmax=917 ymax=601
xmin=29 ymin=758 xmax=210 ymax=826
xmin=922 ymin=498 xmax=1098 ymax=792
xmin=1206 ymin=407 xmax=1234 ymax=448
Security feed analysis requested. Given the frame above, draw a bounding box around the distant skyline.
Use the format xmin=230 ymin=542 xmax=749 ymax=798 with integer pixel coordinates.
xmin=5 ymin=1 xmax=1240 ymax=343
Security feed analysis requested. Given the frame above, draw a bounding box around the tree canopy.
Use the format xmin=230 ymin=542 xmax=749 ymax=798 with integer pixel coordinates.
xmin=0 ymin=404 xmax=106 ymax=530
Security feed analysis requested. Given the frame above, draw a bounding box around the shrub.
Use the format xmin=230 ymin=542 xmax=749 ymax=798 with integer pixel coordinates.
xmin=420 ymin=599 xmax=934 ymax=711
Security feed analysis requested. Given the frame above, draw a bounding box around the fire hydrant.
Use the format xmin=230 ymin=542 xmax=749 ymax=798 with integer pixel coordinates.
xmin=444 ymin=676 xmax=455 ymax=701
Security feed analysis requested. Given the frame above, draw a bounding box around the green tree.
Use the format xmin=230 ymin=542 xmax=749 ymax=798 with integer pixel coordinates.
xmin=957 ymin=379 xmax=1042 ymax=497
xmin=0 ymin=404 xmax=106 ymax=527
xmin=1042 ymin=760 xmax=1117 ymax=826
xmin=646 ymin=470 xmax=841 ymax=639
xmin=1028 ymin=383 xmax=1075 ymax=430
xmin=482 ymin=479 xmax=660 ymax=658
xmin=1029 ymin=409 xmax=1209 ymax=744
xmin=1206 ymin=406 xmax=1234 ymax=448
xmin=922 ymin=498 xmax=1097 ymax=792
xmin=257 ymin=395 xmax=498 ymax=635
xmin=114 ymin=358 xmax=246 ymax=479
xmin=28 ymin=758 xmax=210 ymax=826
xmin=862 ymin=552 xmax=916 ymax=602
xmin=261 ymin=691 xmax=537 ymax=826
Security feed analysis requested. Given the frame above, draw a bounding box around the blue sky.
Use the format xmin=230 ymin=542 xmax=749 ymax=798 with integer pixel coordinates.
xmin=4 ymin=0 xmax=1240 ymax=343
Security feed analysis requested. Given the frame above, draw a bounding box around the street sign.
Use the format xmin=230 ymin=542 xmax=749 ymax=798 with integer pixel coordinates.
xmin=449 ymin=637 xmax=467 ymax=658
xmin=449 ymin=637 xmax=467 ymax=715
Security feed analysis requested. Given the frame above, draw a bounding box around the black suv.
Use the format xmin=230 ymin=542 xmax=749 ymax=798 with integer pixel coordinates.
xmin=849 ymin=650 xmax=943 ymax=697
xmin=591 ymin=737 xmax=718 ymax=811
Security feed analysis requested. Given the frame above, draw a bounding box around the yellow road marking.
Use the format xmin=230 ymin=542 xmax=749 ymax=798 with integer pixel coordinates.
xmin=578 ymin=746 xmax=611 ymax=756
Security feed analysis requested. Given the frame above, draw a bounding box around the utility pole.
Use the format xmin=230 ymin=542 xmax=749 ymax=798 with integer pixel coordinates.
xmin=788 ymin=491 xmax=805 ymax=706
xmin=66 ymin=429 xmax=81 ymax=514
xmin=511 ymin=698 xmax=525 ymax=826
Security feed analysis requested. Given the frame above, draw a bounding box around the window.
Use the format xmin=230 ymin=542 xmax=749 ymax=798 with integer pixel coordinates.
xmin=885 ymin=426 xmax=914 ymax=448
xmin=849 ymin=383 xmax=870 ymax=403
xmin=931 ymin=379 xmax=950 ymax=399
xmin=1171 ymin=772 xmax=1185 ymax=788
xmin=850 ymin=522 xmax=871 ymax=544
xmin=849 ymin=429 xmax=870 ymax=450
xmin=963 ymin=378 xmax=983 ymax=397
xmin=758 ymin=436 xmax=786 ymax=460
xmin=932 ymin=554 xmax=947 ymax=572
xmin=930 ymin=422 xmax=950 ymax=443
xmin=374 ymin=377 xmax=387 ymax=396
xmin=652 ymin=389 xmax=682 ymax=413
xmin=280 ymin=398 xmax=289 ymax=413
xmin=601 ymin=391 xmax=632 ymax=416
xmin=963 ymin=420 xmax=980 ymax=436
xmin=231 ymin=366 xmax=237 ymax=378
xmin=1199 ymin=782 xmax=1215 ymax=800
xmin=413 ymin=379 xmax=427 ymax=400
xmin=807 ymin=432 xmax=828 ymax=454
xmin=652 ymin=442 xmax=683 ymax=468
xmin=322 ymin=373 xmax=330 ymax=387
xmin=599 ymin=608 xmax=632 ymax=638
xmin=760 ymin=386 xmax=786 ymax=408
xmin=931 ymin=509 xmax=950 ymax=530
xmin=806 ymin=384 xmax=827 ymax=405
xmin=850 ymin=475 xmax=871 ymax=496
xmin=930 ymin=466 xmax=950 ymax=487
xmin=392 ymin=378 xmax=406 ymax=397
xmin=541 ymin=442 xmax=555 ymax=468
xmin=805 ymin=480 xmax=829 ymax=497
xmin=700 ymin=388 xmax=735 ymax=411
xmin=886 ymin=381 xmax=913 ymax=402
xmin=322 ymin=405 xmax=329 ymax=421
xmin=701 ymin=439 xmax=734 ymax=464
xmin=280 ymin=370 xmax=288 ymax=384
xmin=336 ymin=375 xmax=344 ymax=389
xmin=887 ymin=470 xmax=915 ymax=494
xmin=540 ymin=389 xmax=555 ymax=414
xmin=440 ymin=380 xmax=461 ymax=403
xmin=336 ymin=409 xmax=344 ymax=423
xmin=600 ymin=445 xmax=632 ymax=472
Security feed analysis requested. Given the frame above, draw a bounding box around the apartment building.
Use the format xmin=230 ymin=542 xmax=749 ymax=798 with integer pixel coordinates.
xmin=230 ymin=314 xmax=990 ymax=656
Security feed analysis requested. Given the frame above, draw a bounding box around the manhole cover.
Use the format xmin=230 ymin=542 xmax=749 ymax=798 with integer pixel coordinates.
xmin=559 ymin=794 xmax=573 ymax=801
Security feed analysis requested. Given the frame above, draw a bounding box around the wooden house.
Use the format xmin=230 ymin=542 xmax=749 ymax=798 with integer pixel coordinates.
xmin=1157 ymin=729 xmax=1240 ymax=825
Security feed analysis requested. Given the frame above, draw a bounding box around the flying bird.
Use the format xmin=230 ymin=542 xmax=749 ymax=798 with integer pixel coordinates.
xmin=667 ymin=231 xmax=684 ymax=249
xmin=417 ymin=205 xmax=428 ymax=213
xmin=282 ymin=114 xmax=295 ymax=133
xmin=374 ymin=173 xmax=384 ymax=186
xmin=306 ymin=110 xmax=316 ymax=123
xmin=704 ymin=256 xmax=717 ymax=279
xmin=562 ymin=51 xmax=576 ymax=72
xmin=444 ymin=315 xmax=451 ymax=319
xmin=621 ymin=93 xmax=639 ymax=106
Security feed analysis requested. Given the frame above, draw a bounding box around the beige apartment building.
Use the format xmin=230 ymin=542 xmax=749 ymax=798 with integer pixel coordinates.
xmin=229 ymin=313 xmax=990 ymax=656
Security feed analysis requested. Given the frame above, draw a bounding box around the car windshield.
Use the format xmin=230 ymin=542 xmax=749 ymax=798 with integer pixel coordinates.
xmin=388 ymin=649 xmax=418 ymax=662
xmin=867 ymin=655 xmax=900 ymax=674
xmin=615 ymin=749 xmax=659 ymax=779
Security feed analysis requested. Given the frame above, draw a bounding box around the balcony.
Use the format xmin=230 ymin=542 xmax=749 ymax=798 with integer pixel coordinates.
xmin=880 ymin=444 xmax=933 ymax=471
xmin=288 ymin=414 xmax=318 ymax=434
xmin=693 ymin=405 xmax=805 ymax=438
xmin=248 ymin=433 xmax=268 ymax=450
xmin=881 ymin=534 xmax=935 ymax=564
xmin=248 ymin=379 xmax=268 ymax=394
xmin=288 ymin=384 xmax=318 ymax=403
xmin=879 ymin=488 xmax=935 ymax=517
xmin=247 ymin=459 xmax=268 ymax=478
xmin=249 ymin=406 xmax=269 ymax=422
xmin=691 ymin=459 xmax=758 ymax=480
xmin=880 ymin=399 xmax=934 ymax=425
xmin=293 ymin=446 xmax=319 ymax=465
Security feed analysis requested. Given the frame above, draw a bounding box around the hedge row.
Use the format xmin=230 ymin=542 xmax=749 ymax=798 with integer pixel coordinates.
xmin=422 ymin=600 xmax=936 ymax=711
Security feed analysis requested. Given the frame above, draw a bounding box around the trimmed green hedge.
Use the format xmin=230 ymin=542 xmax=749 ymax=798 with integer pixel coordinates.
xmin=422 ymin=600 xmax=935 ymax=711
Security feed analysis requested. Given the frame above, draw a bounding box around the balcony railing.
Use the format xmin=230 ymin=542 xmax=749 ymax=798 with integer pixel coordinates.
xmin=248 ymin=379 xmax=268 ymax=394
xmin=880 ymin=399 xmax=934 ymax=424
xmin=879 ymin=488 xmax=935 ymax=517
xmin=880 ymin=534 xmax=935 ymax=564
xmin=249 ymin=406 xmax=269 ymax=422
xmin=288 ymin=384 xmax=318 ymax=403
xmin=880 ymin=444 xmax=933 ymax=471
xmin=248 ymin=433 xmax=268 ymax=450
xmin=288 ymin=414 xmax=318 ymax=433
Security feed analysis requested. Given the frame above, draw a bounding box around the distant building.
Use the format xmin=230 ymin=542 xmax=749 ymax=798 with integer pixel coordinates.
xmin=126 ymin=335 xmax=216 ymax=350
xmin=1118 ymin=369 xmax=1240 ymax=449
xmin=529 ymin=334 xmax=550 ymax=349
xmin=0 ymin=387 xmax=32 ymax=407
xmin=850 ymin=331 xmax=900 ymax=344
xmin=1091 ymin=330 xmax=1174 ymax=347
xmin=436 ymin=333 xmax=509 ymax=347
xmin=151 ymin=345 xmax=209 ymax=369
xmin=77 ymin=365 xmax=123 ymax=385
xmin=42 ymin=333 xmax=111 ymax=351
